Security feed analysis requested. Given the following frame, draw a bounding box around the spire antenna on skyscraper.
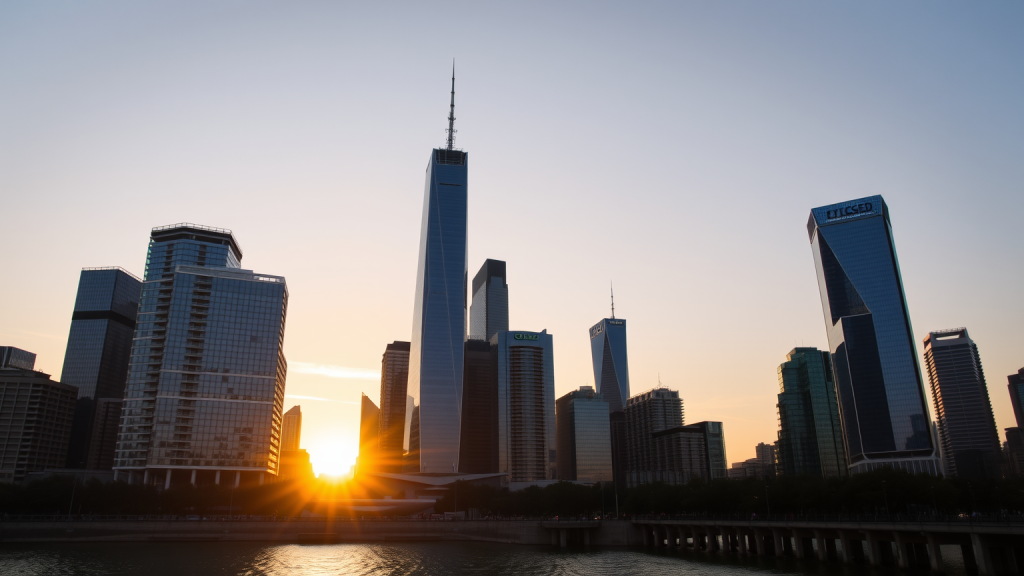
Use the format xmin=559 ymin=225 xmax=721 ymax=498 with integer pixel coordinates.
xmin=446 ymin=60 xmax=457 ymax=150
xmin=610 ymin=281 xmax=615 ymax=319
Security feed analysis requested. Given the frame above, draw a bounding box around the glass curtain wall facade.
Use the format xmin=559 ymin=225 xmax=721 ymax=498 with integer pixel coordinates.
xmin=693 ymin=421 xmax=728 ymax=479
xmin=776 ymin=347 xmax=847 ymax=477
xmin=589 ymin=317 xmax=630 ymax=488
xmin=555 ymin=386 xmax=612 ymax=482
xmin=114 ymin=224 xmax=288 ymax=488
xmin=378 ymin=341 xmax=410 ymax=473
xmin=0 ymin=347 xmax=36 ymax=370
xmin=808 ymin=196 xmax=938 ymax=475
xmin=459 ymin=339 xmax=498 ymax=473
xmin=493 ymin=330 xmax=556 ymax=483
xmin=60 ymin=267 xmax=142 ymax=469
xmin=624 ymin=388 xmax=683 ymax=487
xmin=407 ymin=148 xmax=468 ymax=474
xmin=924 ymin=328 xmax=1000 ymax=479
xmin=469 ymin=259 xmax=508 ymax=341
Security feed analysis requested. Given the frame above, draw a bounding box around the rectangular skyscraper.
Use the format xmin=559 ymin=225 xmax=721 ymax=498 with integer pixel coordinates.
xmin=0 ymin=347 xmax=36 ymax=370
xmin=556 ymin=386 xmax=612 ymax=482
xmin=0 ymin=369 xmax=77 ymax=483
xmin=776 ymin=347 xmax=846 ymax=477
xmin=624 ymin=387 xmax=683 ymax=487
xmin=924 ymin=328 xmax=1000 ymax=479
xmin=1007 ymin=368 xmax=1024 ymax=428
xmin=357 ymin=395 xmax=380 ymax=474
xmin=114 ymin=224 xmax=288 ymax=488
xmin=459 ymin=339 xmax=498 ymax=473
xmin=589 ymin=316 xmax=630 ymax=488
xmin=469 ymin=259 xmax=508 ymax=342
xmin=378 ymin=341 xmax=410 ymax=473
xmin=808 ymin=196 xmax=938 ymax=475
xmin=407 ymin=147 xmax=469 ymax=474
xmin=60 ymin=267 xmax=142 ymax=469
xmin=282 ymin=405 xmax=302 ymax=452
xmin=493 ymin=330 xmax=556 ymax=483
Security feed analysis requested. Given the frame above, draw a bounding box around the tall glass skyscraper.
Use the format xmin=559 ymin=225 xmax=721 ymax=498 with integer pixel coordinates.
xmin=493 ymin=330 xmax=556 ymax=483
xmin=469 ymin=259 xmax=508 ymax=342
xmin=406 ymin=141 xmax=469 ymax=473
xmin=590 ymin=316 xmax=630 ymax=487
xmin=624 ymin=387 xmax=682 ymax=487
xmin=776 ymin=347 xmax=846 ymax=478
xmin=808 ymin=196 xmax=938 ymax=475
xmin=60 ymin=267 xmax=142 ymax=469
xmin=556 ymin=386 xmax=612 ymax=482
xmin=114 ymin=224 xmax=288 ymax=488
xmin=923 ymin=328 xmax=1000 ymax=479
xmin=459 ymin=339 xmax=498 ymax=473
xmin=378 ymin=341 xmax=410 ymax=473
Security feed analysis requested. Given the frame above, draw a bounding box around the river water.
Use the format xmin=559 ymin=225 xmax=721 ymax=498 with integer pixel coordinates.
xmin=0 ymin=542 xmax=969 ymax=576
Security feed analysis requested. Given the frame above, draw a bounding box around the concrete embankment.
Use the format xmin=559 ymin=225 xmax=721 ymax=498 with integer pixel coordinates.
xmin=0 ymin=520 xmax=641 ymax=546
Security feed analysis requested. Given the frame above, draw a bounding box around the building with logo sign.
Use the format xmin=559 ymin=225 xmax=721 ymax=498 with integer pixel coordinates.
xmin=807 ymin=196 xmax=938 ymax=475
xmin=492 ymin=330 xmax=556 ymax=484
xmin=589 ymin=317 xmax=630 ymax=488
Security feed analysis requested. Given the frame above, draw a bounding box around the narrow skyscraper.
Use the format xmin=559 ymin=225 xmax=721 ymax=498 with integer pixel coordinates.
xmin=807 ymin=196 xmax=938 ymax=475
xmin=924 ymin=328 xmax=1000 ymax=479
xmin=357 ymin=395 xmax=380 ymax=474
xmin=624 ymin=387 xmax=683 ymax=487
xmin=114 ymin=224 xmax=288 ymax=488
xmin=1007 ymin=368 xmax=1024 ymax=428
xmin=469 ymin=259 xmax=508 ymax=342
xmin=459 ymin=339 xmax=498 ymax=473
xmin=378 ymin=341 xmax=410 ymax=473
xmin=60 ymin=267 xmax=142 ymax=469
xmin=282 ymin=405 xmax=302 ymax=452
xmin=493 ymin=330 xmax=556 ymax=484
xmin=556 ymin=386 xmax=612 ymax=482
xmin=776 ymin=347 xmax=846 ymax=478
xmin=589 ymin=290 xmax=630 ymax=488
xmin=407 ymin=71 xmax=469 ymax=474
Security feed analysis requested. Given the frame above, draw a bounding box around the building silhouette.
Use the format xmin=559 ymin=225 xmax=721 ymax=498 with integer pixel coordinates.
xmin=357 ymin=395 xmax=380 ymax=474
xmin=807 ymin=196 xmax=937 ymax=475
xmin=378 ymin=341 xmax=410 ymax=473
xmin=0 ymin=369 xmax=77 ymax=483
xmin=556 ymin=386 xmax=612 ymax=482
xmin=469 ymin=259 xmax=508 ymax=342
xmin=494 ymin=330 xmax=556 ymax=483
xmin=407 ymin=72 xmax=469 ymax=474
xmin=624 ymin=387 xmax=683 ymax=487
xmin=590 ymin=309 xmax=630 ymax=488
xmin=113 ymin=223 xmax=288 ymax=488
xmin=1008 ymin=368 xmax=1024 ymax=428
xmin=776 ymin=347 xmax=846 ymax=477
xmin=459 ymin=339 xmax=498 ymax=473
xmin=651 ymin=426 xmax=708 ymax=485
xmin=924 ymin=328 xmax=1000 ymax=479
xmin=282 ymin=405 xmax=302 ymax=452
xmin=0 ymin=347 xmax=36 ymax=370
xmin=59 ymin=267 xmax=141 ymax=470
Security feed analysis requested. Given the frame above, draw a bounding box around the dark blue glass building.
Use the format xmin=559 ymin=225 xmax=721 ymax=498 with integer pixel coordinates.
xmin=114 ymin=224 xmax=288 ymax=488
xmin=407 ymin=147 xmax=469 ymax=474
xmin=590 ymin=316 xmax=630 ymax=487
xmin=808 ymin=196 xmax=938 ymax=475
xmin=60 ymin=267 xmax=142 ymax=469
xmin=469 ymin=259 xmax=508 ymax=342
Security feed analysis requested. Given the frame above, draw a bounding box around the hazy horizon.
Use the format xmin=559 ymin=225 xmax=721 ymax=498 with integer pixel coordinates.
xmin=2 ymin=1 xmax=1022 ymax=476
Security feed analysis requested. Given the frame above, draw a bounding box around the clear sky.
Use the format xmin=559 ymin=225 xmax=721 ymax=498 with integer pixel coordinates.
xmin=1 ymin=2 xmax=1022 ymax=476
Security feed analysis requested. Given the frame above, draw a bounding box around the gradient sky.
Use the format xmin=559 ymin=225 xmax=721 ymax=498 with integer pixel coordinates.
xmin=2 ymin=2 xmax=1022 ymax=476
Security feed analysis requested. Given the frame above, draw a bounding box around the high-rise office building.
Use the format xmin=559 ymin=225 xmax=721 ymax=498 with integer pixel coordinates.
xmin=60 ymin=267 xmax=142 ymax=469
xmin=755 ymin=442 xmax=776 ymax=477
xmin=0 ymin=346 xmax=36 ymax=370
xmin=282 ymin=405 xmax=302 ymax=452
xmin=650 ymin=426 xmax=708 ymax=485
xmin=923 ymin=328 xmax=1000 ymax=479
xmin=459 ymin=339 xmax=498 ymax=473
xmin=776 ymin=347 xmax=846 ymax=478
xmin=624 ymin=388 xmax=684 ymax=487
xmin=494 ymin=330 xmax=556 ymax=483
xmin=556 ymin=386 xmax=612 ymax=482
xmin=358 ymin=395 xmax=380 ymax=474
xmin=114 ymin=224 xmax=289 ymax=488
xmin=692 ymin=421 xmax=728 ymax=480
xmin=0 ymin=369 xmax=77 ymax=483
xmin=469 ymin=259 xmax=508 ymax=342
xmin=1008 ymin=368 xmax=1024 ymax=428
xmin=590 ymin=311 xmax=630 ymax=488
xmin=378 ymin=341 xmax=410 ymax=473
xmin=807 ymin=196 xmax=938 ymax=475
xmin=406 ymin=74 xmax=469 ymax=474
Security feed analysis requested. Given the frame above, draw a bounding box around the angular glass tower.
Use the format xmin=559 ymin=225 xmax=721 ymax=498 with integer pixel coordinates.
xmin=808 ymin=196 xmax=937 ymax=475
xmin=923 ymin=328 xmax=1000 ymax=479
xmin=114 ymin=224 xmax=288 ymax=488
xmin=590 ymin=315 xmax=630 ymax=488
xmin=60 ymin=267 xmax=142 ymax=469
xmin=469 ymin=259 xmax=508 ymax=342
xmin=776 ymin=347 xmax=846 ymax=478
xmin=407 ymin=146 xmax=468 ymax=473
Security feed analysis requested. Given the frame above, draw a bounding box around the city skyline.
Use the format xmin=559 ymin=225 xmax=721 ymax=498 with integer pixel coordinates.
xmin=2 ymin=3 xmax=1022 ymax=476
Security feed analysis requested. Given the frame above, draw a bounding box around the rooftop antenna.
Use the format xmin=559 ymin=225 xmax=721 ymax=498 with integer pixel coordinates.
xmin=610 ymin=281 xmax=615 ymax=319
xmin=446 ymin=60 xmax=457 ymax=150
